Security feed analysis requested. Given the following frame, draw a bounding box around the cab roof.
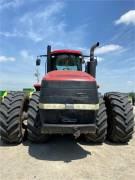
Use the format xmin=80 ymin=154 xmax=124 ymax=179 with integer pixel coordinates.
xmin=51 ymin=49 xmax=82 ymax=55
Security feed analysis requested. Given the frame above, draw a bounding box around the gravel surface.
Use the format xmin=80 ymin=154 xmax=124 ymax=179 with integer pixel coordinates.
xmin=0 ymin=107 xmax=135 ymax=180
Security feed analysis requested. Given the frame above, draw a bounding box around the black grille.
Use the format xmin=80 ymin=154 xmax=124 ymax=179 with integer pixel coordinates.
xmin=40 ymin=80 xmax=98 ymax=104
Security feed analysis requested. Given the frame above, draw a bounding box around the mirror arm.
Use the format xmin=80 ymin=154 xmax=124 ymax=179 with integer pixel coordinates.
xmin=39 ymin=54 xmax=47 ymax=57
xmin=83 ymin=55 xmax=90 ymax=58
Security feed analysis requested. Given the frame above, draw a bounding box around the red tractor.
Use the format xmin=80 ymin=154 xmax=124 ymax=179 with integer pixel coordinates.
xmin=0 ymin=43 xmax=134 ymax=144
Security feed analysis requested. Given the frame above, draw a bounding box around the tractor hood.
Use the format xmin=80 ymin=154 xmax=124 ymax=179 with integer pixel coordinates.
xmin=40 ymin=70 xmax=98 ymax=109
xmin=43 ymin=70 xmax=95 ymax=82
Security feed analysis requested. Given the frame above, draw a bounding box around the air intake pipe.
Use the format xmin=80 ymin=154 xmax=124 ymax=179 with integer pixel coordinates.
xmin=47 ymin=45 xmax=51 ymax=72
xmin=89 ymin=42 xmax=99 ymax=77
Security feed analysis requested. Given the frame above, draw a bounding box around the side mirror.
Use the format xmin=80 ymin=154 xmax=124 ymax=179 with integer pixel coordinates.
xmin=82 ymin=60 xmax=85 ymax=64
xmin=36 ymin=58 xmax=41 ymax=66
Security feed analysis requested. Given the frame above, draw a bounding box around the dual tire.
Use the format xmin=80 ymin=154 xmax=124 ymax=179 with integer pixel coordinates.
xmin=0 ymin=92 xmax=48 ymax=144
xmin=85 ymin=93 xmax=134 ymax=143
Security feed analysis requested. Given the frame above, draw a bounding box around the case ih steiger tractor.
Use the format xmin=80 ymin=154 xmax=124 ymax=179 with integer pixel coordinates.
xmin=0 ymin=42 xmax=134 ymax=144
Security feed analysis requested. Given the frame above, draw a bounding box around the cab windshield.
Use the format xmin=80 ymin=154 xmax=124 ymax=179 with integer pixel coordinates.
xmin=51 ymin=54 xmax=82 ymax=71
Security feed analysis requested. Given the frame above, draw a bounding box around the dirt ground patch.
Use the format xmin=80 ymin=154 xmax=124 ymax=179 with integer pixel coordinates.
xmin=0 ymin=107 xmax=135 ymax=180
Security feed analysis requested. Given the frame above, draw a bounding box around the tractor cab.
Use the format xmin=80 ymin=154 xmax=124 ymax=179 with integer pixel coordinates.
xmin=50 ymin=50 xmax=83 ymax=71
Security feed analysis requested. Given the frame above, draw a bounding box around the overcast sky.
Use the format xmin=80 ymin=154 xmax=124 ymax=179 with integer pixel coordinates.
xmin=0 ymin=0 xmax=135 ymax=93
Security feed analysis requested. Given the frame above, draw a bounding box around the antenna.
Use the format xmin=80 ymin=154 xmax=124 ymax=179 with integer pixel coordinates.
xmin=34 ymin=67 xmax=40 ymax=83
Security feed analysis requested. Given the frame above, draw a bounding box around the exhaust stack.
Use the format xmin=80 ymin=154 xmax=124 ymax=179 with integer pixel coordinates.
xmin=88 ymin=42 xmax=99 ymax=78
xmin=90 ymin=42 xmax=99 ymax=61
xmin=47 ymin=45 xmax=51 ymax=73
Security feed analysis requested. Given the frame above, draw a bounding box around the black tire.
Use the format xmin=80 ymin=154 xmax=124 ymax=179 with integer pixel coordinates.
xmin=0 ymin=92 xmax=28 ymax=144
xmin=27 ymin=92 xmax=49 ymax=142
xmin=84 ymin=97 xmax=107 ymax=143
xmin=104 ymin=92 xmax=134 ymax=143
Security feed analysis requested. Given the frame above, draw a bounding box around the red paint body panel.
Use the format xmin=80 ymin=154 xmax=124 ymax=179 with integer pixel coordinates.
xmin=34 ymin=83 xmax=41 ymax=91
xmin=51 ymin=49 xmax=82 ymax=55
xmin=43 ymin=71 xmax=95 ymax=82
